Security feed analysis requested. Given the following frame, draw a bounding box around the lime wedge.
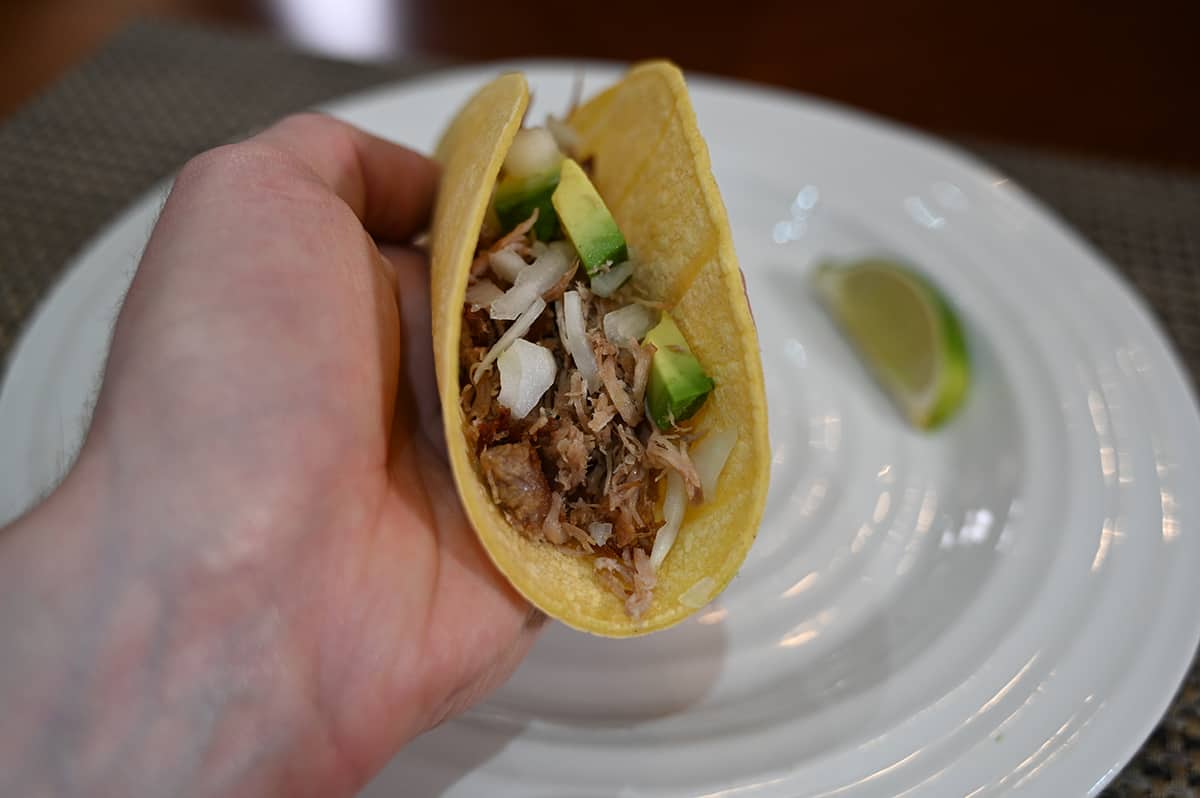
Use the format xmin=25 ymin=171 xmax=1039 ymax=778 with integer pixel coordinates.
xmin=813 ymin=258 xmax=970 ymax=429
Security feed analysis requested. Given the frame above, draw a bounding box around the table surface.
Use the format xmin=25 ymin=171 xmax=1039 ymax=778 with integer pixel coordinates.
xmin=0 ymin=1 xmax=1198 ymax=172
xmin=1 ymin=19 xmax=1198 ymax=798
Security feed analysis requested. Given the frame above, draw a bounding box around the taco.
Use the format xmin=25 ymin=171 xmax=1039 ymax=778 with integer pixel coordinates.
xmin=429 ymin=61 xmax=769 ymax=637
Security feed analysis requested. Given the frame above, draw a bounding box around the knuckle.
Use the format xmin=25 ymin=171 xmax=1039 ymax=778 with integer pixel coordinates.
xmin=174 ymin=139 xmax=334 ymax=212
xmin=273 ymin=110 xmax=337 ymax=137
xmin=175 ymin=140 xmax=289 ymax=192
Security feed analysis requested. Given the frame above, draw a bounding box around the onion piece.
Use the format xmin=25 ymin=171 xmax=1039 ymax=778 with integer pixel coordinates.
xmin=530 ymin=240 xmax=549 ymax=258
xmin=603 ymin=303 xmax=659 ymax=347
xmin=589 ymin=260 xmax=634 ymax=298
xmin=650 ymin=471 xmax=687 ymax=570
xmin=490 ymin=243 xmax=573 ymax=320
xmin=465 ymin=279 xmax=504 ymax=310
xmin=546 ymin=115 xmax=582 ymax=157
xmin=691 ymin=428 xmax=737 ymax=503
xmin=489 ymin=248 xmax=527 ymax=284
xmin=503 ymin=128 xmax=562 ymax=179
xmin=560 ymin=290 xmax=600 ymax=390
xmin=588 ymin=521 xmax=613 ymax=547
xmin=497 ymin=339 xmax=557 ymax=419
xmin=678 ymin=576 xmax=717 ymax=609
xmin=472 ymin=297 xmax=546 ymax=382
xmin=546 ymin=240 xmax=577 ymax=264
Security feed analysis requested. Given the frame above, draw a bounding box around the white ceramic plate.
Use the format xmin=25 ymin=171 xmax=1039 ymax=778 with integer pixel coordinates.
xmin=3 ymin=63 xmax=1198 ymax=797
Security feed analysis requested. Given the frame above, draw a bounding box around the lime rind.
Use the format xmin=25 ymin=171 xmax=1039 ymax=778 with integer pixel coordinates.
xmin=814 ymin=259 xmax=971 ymax=430
xmin=922 ymin=287 xmax=970 ymax=428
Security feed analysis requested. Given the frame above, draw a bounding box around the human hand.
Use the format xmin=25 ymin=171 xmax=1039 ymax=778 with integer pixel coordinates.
xmin=0 ymin=113 xmax=541 ymax=797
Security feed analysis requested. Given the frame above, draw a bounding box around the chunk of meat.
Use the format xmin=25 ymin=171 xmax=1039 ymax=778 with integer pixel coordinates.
xmin=460 ymin=308 xmax=498 ymax=370
xmin=480 ymin=442 xmax=551 ymax=532
xmin=525 ymin=410 xmax=550 ymax=438
xmin=594 ymin=333 xmax=640 ymax=426
xmin=587 ymin=391 xmax=617 ymax=437
xmin=608 ymin=481 xmax=652 ymax=547
xmin=473 ymin=413 xmax=513 ymax=452
xmin=595 ymin=555 xmax=629 ymax=575
xmin=595 ymin=569 xmax=630 ymax=601
xmin=542 ymin=492 xmax=567 ymax=545
xmin=550 ymin=421 xmax=590 ymax=491
xmin=629 ymin=341 xmax=655 ymax=411
xmin=626 ymin=548 xmax=657 ymax=619
xmin=562 ymin=520 xmax=595 ymax=552
xmin=471 ymin=367 xmax=498 ymax=421
xmin=646 ymin=431 xmax=702 ymax=501
xmin=615 ymin=424 xmax=645 ymax=462
xmin=612 ymin=502 xmax=639 ymax=548
xmin=563 ymin=370 xmax=588 ymax=424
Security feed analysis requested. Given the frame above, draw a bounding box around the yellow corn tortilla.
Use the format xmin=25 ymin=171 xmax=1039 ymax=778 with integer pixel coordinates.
xmin=430 ymin=61 xmax=770 ymax=636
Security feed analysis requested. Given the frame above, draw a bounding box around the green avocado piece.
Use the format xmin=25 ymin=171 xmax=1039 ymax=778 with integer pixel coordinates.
xmin=643 ymin=312 xmax=715 ymax=430
xmin=494 ymin=169 xmax=561 ymax=241
xmin=551 ymin=158 xmax=628 ymax=276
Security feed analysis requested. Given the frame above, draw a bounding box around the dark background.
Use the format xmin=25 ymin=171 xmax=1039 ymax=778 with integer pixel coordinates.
xmin=1 ymin=0 xmax=1197 ymax=169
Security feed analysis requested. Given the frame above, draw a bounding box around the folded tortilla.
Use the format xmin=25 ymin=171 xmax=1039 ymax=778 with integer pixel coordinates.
xmin=430 ymin=61 xmax=769 ymax=636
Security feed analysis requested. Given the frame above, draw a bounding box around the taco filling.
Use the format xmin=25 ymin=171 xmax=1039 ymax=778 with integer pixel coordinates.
xmin=458 ymin=123 xmax=734 ymax=619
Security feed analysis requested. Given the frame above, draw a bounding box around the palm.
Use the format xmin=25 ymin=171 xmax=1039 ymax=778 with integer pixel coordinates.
xmin=86 ymin=115 xmax=538 ymax=789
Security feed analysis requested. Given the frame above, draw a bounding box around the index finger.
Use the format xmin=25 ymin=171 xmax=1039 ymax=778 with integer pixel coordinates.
xmin=255 ymin=112 xmax=440 ymax=242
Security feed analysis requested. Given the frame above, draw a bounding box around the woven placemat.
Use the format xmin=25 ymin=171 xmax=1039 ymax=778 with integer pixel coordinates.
xmin=1 ymin=18 xmax=1198 ymax=797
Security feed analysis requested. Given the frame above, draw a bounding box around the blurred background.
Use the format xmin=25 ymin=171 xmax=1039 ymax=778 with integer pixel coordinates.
xmin=1 ymin=0 xmax=1196 ymax=169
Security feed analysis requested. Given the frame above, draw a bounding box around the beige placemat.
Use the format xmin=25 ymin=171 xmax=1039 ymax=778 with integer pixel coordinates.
xmin=1 ymin=18 xmax=1197 ymax=797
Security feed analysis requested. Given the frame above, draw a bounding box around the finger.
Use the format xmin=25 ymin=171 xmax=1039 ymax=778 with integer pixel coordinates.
xmin=254 ymin=112 xmax=440 ymax=242
xmin=426 ymin=613 xmax=543 ymax=731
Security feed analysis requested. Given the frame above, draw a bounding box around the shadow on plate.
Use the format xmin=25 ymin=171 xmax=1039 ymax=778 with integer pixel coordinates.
xmin=359 ymin=614 xmax=728 ymax=796
xmin=357 ymin=711 xmax=529 ymax=797
xmin=487 ymin=608 xmax=730 ymax=726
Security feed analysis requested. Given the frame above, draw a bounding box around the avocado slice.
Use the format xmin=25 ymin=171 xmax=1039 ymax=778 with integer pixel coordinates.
xmin=643 ymin=312 xmax=715 ymax=430
xmin=551 ymin=158 xmax=628 ymax=276
xmin=494 ymin=169 xmax=561 ymax=240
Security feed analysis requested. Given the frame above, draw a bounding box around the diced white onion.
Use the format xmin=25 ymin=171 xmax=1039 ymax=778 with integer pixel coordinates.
xmin=503 ymin=128 xmax=562 ymax=179
xmin=560 ymin=290 xmax=600 ymax=390
xmin=588 ymin=522 xmax=613 ymax=547
xmin=691 ymin=428 xmax=736 ymax=503
xmin=589 ymin=260 xmax=634 ymax=298
xmin=650 ymin=472 xmax=687 ymax=569
xmin=465 ymin=279 xmax=504 ymax=310
xmin=546 ymin=240 xmax=577 ymax=265
xmin=490 ymin=244 xmax=573 ymax=320
xmin=530 ymin=240 xmax=549 ymax=258
xmin=490 ymin=283 xmax=539 ymax=322
xmin=678 ymin=576 xmax=717 ymax=609
xmin=497 ymin=339 xmax=557 ymax=419
xmin=489 ymin=248 xmax=527 ymax=284
xmin=546 ymin=115 xmax=582 ymax=157
xmin=473 ymin=297 xmax=547 ymax=380
xmin=603 ymin=303 xmax=659 ymax=347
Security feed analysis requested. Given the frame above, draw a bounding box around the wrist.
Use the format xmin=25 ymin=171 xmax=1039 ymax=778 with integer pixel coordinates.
xmin=0 ymin=449 xmax=356 ymax=797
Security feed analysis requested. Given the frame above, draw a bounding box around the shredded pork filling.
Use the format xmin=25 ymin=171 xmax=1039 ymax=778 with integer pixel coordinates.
xmin=460 ymin=220 xmax=697 ymax=618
